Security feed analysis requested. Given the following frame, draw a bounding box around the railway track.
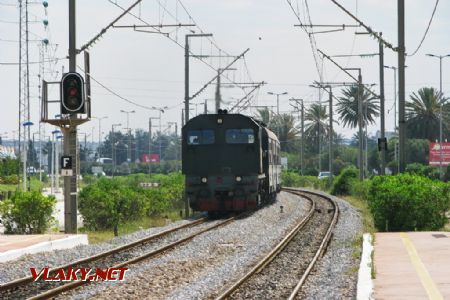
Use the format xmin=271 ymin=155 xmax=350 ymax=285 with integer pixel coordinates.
xmin=0 ymin=216 xmax=236 ymax=300
xmin=215 ymin=188 xmax=339 ymax=300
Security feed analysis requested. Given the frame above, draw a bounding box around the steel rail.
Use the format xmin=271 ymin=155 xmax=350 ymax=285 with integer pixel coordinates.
xmin=28 ymin=217 xmax=236 ymax=300
xmin=215 ymin=189 xmax=316 ymax=300
xmin=0 ymin=217 xmax=206 ymax=293
xmin=287 ymin=189 xmax=339 ymax=300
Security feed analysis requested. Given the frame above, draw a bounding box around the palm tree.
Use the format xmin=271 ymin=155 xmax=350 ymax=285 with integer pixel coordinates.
xmin=406 ymin=87 xmax=449 ymax=141
xmin=272 ymin=114 xmax=299 ymax=152
xmin=255 ymin=108 xmax=271 ymax=125
xmin=336 ymin=85 xmax=380 ymax=128
xmin=304 ymin=103 xmax=329 ymax=152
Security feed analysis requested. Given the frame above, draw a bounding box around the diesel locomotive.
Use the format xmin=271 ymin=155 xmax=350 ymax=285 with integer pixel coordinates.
xmin=182 ymin=110 xmax=281 ymax=214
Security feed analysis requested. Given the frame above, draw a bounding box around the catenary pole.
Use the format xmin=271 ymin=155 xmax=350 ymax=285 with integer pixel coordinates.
xmin=398 ymin=0 xmax=406 ymax=173
xmin=379 ymin=33 xmax=386 ymax=175
xmin=63 ymin=0 xmax=78 ymax=233
xmin=358 ymin=72 xmax=364 ymax=180
xmin=184 ymin=33 xmax=212 ymax=218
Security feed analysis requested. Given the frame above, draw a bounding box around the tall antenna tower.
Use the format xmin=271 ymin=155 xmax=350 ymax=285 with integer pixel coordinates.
xmin=18 ymin=0 xmax=32 ymax=190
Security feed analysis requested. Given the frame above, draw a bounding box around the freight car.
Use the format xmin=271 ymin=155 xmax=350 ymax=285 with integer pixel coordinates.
xmin=182 ymin=110 xmax=281 ymax=214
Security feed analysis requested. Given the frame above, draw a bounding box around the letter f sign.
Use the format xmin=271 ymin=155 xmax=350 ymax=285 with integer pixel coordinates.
xmin=61 ymin=156 xmax=72 ymax=169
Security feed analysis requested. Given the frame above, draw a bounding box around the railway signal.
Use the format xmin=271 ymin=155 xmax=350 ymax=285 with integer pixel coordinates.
xmin=61 ymin=72 xmax=85 ymax=114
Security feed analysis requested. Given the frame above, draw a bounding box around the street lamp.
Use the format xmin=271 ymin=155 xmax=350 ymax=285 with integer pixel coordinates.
xmin=267 ymin=91 xmax=288 ymax=115
xmin=93 ymin=116 xmax=108 ymax=158
xmin=120 ymin=110 xmax=136 ymax=162
xmin=111 ymin=123 xmax=121 ymax=176
xmin=22 ymin=121 xmax=34 ymax=191
xmin=426 ymin=53 xmax=450 ymax=179
xmin=150 ymin=106 xmax=168 ymax=163
xmin=50 ymin=129 xmax=61 ymax=194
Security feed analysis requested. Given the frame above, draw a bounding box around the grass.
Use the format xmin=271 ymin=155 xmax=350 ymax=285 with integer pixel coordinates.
xmin=340 ymin=195 xmax=377 ymax=277
xmin=343 ymin=195 xmax=375 ymax=234
xmin=79 ymin=210 xmax=184 ymax=244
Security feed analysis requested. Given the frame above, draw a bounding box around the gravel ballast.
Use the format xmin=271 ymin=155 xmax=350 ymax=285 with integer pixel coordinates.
xmin=1 ymin=189 xmax=363 ymax=300
xmin=63 ymin=191 xmax=311 ymax=299
xmin=0 ymin=218 xmax=195 ymax=284
xmin=296 ymin=189 xmax=363 ymax=300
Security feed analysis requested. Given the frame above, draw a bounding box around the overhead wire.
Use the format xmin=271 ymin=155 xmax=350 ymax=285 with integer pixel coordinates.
xmin=285 ymin=0 xmax=324 ymax=82
xmin=408 ymin=0 xmax=439 ymax=57
xmin=106 ymin=0 xmax=251 ymax=98
xmin=77 ymin=65 xmax=182 ymax=111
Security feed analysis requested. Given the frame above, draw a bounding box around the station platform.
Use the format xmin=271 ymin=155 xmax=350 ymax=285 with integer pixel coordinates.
xmin=0 ymin=234 xmax=88 ymax=262
xmin=373 ymin=232 xmax=450 ymax=300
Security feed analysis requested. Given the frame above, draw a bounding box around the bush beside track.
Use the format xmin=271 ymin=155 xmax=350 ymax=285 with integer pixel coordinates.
xmin=79 ymin=173 xmax=184 ymax=236
xmin=284 ymin=169 xmax=450 ymax=232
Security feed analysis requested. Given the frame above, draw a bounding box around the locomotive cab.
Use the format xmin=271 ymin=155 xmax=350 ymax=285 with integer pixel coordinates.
xmin=182 ymin=112 xmax=281 ymax=214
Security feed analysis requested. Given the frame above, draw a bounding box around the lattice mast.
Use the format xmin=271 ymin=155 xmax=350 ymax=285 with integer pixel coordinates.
xmin=18 ymin=0 xmax=31 ymax=190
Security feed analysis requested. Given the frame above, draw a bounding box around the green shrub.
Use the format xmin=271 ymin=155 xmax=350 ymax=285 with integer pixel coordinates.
xmin=405 ymin=163 xmax=425 ymax=174
xmin=79 ymin=177 xmax=146 ymax=235
xmin=0 ymin=191 xmax=56 ymax=234
xmin=350 ymin=179 xmax=371 ymax=201
xmin=331 ymin=167 xmax=358 ymax=196
xmin=368 ymin=174 xmax=450 ymax=231
xmin=445 ymin=165 xmax=450 ymax=182
xmin=0 ymin=175 xmax=19 ymax=185
xmin=0 ymin=158 xmax=19 ymax=177
xmin=281 ymin=171 xmax=327 ymax=190
xmin=82 ymin=175 xmax=97 ymax=185
xmin=422 ymin=166 xmax=440 ymax=180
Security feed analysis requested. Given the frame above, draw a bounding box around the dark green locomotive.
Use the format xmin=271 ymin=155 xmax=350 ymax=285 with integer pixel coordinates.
xmin=182 ymin=110 xmax=281 ymax=213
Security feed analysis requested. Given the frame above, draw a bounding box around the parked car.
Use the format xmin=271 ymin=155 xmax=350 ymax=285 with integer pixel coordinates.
xmin=317 ymin=171 xmax=331 ymax=179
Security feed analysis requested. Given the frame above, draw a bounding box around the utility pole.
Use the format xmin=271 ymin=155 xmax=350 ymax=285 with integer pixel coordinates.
xmin=378 ymin=33 xmax=386 ymax=175
xmin=184 ymin=33 xmax=212 ymax=218
xmin=328 ymin=87 xmax=333 ymax=182
xmin=358 ymin=72 xmax=364 ymax=180
xmin=385 ymin=65 xmax=399 ymax=172
xmin=181 ymin=109 xmax=185 ymax=127
xmin=111 ymin=123 xmax=121 ymax=176
xmin=120 ymin=110 xmax=135 ymax=163
xmin=398 ymin=0 xmax=406 ymax=173
xmin=148 ymin=118 xmax=152 ymax=174
xmin=290 ymin=98 xmax=304 ymax=175
xmin=62 ymin=0 xmax=78 ymax=233
xmin=301 ymin=101 xmax=304 ymax=176
xmin=185 ymin=33 xmax=213 ymax=125
xmin=93 ymin=116 xmax=108 ymax=158
xmin=215 ymin=70 xmax=222 ymax=113
xmin=426 ymin=53 xmax=450 ymax=180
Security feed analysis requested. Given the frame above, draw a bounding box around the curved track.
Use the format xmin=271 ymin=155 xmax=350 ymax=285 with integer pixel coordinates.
xmin=215 ymin=188 xmax=339 ymax=300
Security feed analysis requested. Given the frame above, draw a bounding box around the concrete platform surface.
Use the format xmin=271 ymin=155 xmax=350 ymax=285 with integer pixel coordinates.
xmin=374 ymin=232 xmax=450 ymax=300
xmin=0 ymin=234 xmax=88 ymax=262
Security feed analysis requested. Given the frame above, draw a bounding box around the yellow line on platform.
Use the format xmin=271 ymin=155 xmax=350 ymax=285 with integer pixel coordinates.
xmin=400 ymin=232 xmax=443 ymax=300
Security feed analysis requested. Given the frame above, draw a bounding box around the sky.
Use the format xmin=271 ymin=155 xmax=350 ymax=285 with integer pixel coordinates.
xmin=1 ymin=0 xmax=449 ymax=143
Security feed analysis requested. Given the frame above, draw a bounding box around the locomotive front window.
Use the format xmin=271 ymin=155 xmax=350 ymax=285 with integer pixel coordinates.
xmin=226 ymin=129 xmax=255 ymax=144
xmin=187 ymin=130 xmax=215 ymax=145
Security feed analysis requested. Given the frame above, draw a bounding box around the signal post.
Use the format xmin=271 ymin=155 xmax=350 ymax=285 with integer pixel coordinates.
xmin=41 ymin=1 xmax=90 ymax=233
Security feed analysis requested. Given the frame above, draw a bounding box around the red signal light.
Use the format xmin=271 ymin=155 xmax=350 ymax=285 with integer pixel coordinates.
xmin=68 ymin=87 xmax=78 ymax=97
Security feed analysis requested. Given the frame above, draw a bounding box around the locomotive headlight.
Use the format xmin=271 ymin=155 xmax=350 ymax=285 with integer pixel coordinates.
xmin=201 ymin=177 xmax=208 ymax=183
xmin=235 ymin=176 xmax=242 ymax=182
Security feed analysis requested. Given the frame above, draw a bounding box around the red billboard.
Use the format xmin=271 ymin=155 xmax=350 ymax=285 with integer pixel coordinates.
xmin=141 ymin=154 xmax=160 ymax=163
xmin=429 ymin=142 xmax=450 ymax=166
